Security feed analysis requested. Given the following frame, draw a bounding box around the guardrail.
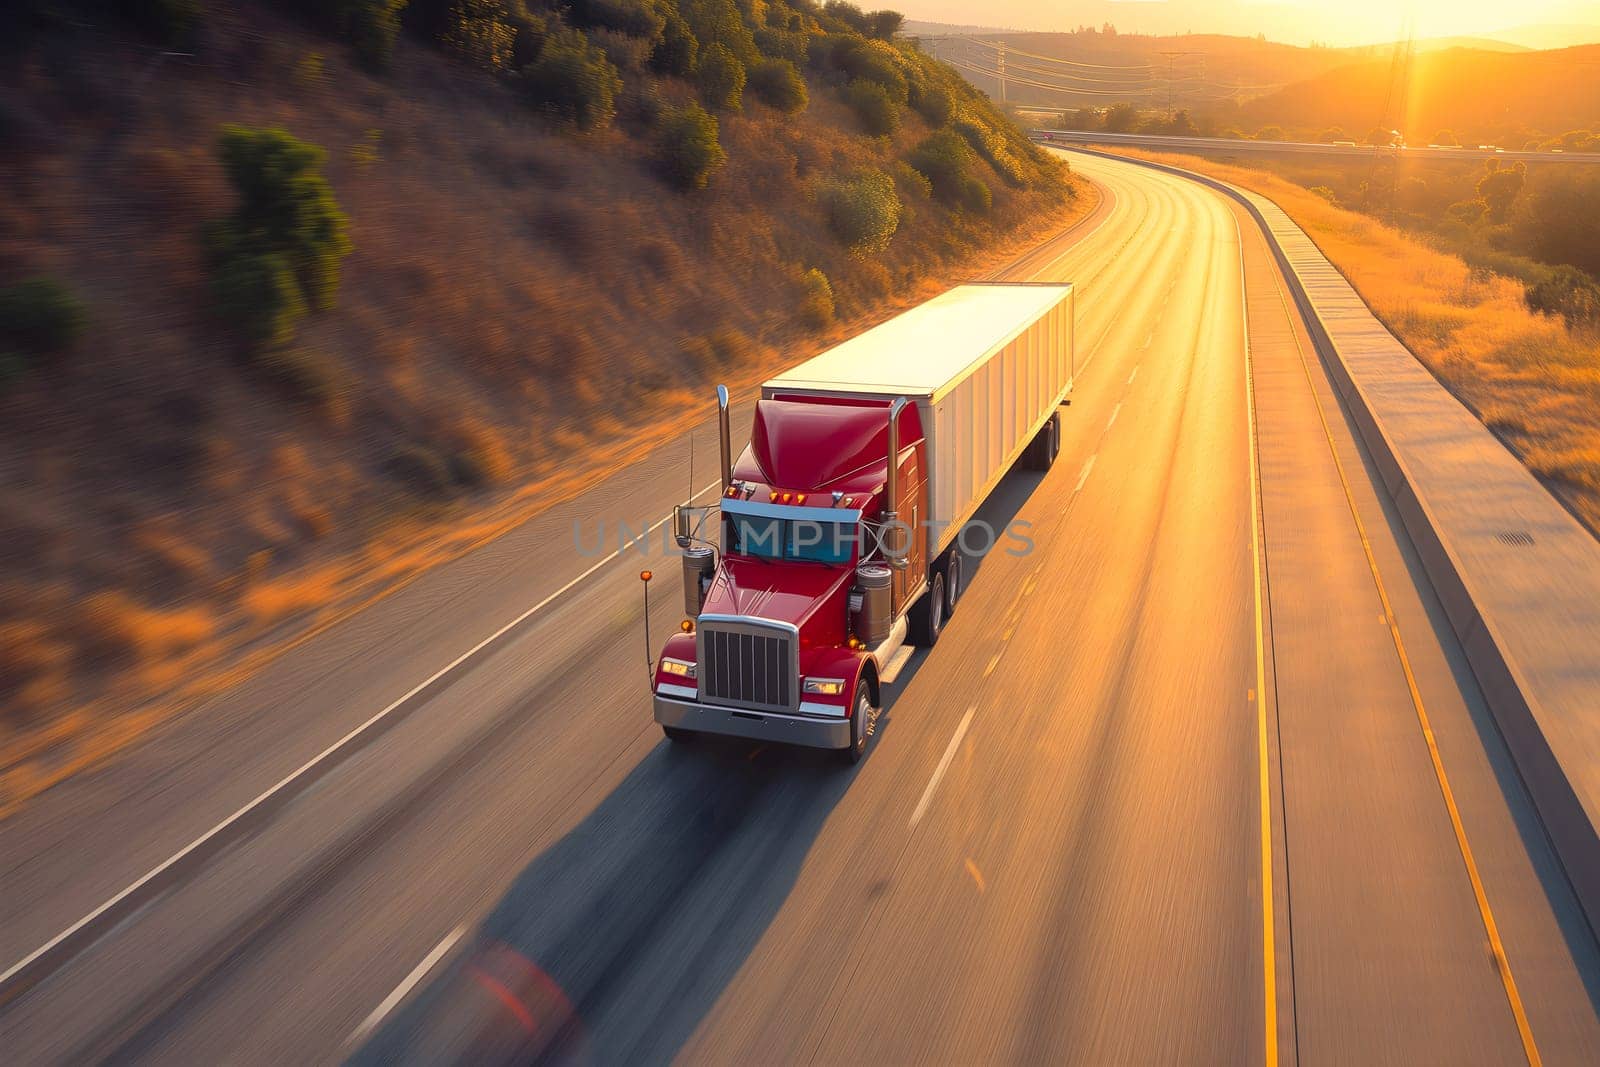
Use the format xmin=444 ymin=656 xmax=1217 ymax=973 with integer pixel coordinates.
xmin=1055 ymin=145 xmax=1600 ymax=937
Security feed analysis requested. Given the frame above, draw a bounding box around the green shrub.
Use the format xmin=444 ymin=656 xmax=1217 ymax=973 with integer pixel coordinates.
xmin=0 ymin=276 xmax=87 ymax=358
xmin=798 ymin=267 xmax=834 ymax=328
xmin=1524 ymin=265 xmax=1600 ymax=328
xmin=567 ymin=0 xmax=666 ymax=41
xmin=697 ymin=42 xmax=745 ymax=110
xmin=656 ymin=103 xmax=727 ymax=189
xmin=208 ymin=126 xmax=351 ymax=347
xmin=829 ymin=37 xmax=907 ymax=102
xmin=819 ymin=169 xmax=901 ymax=252
xmin=909 ymin=79 xmax=953 ymax=126
xmin=843 ymin=78 xmax=899 ymax=136
xmin=953 ymin=115 xmax=1027 ymax=187
xmin=439 ymin=0 xmax=515 ymax=71
xmin=890 ymin=159 xmax=931 ymax=198
xmin=754 ymin=26 xmax=809 ymax=65
xmin=683 ymin=0 xmax=759 ymax=65
xmin=748 ymin=58 xmax=807 ymax=113
xmin=649 ymin=10 xmax=698 ymax=76
xmin=521 ymin=28 xmax=623 ymax=131
xmin=210 ymin=249 xmax=308 ymax=348
xmin=908 ymin=128 xmax=976 ymax=204
xmin=958 ymin=175 xmax=991 ymax=214
xmin=339 ymin=0 xmax=406 ymax=71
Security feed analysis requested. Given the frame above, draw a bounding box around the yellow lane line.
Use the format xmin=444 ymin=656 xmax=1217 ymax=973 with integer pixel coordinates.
xmin=1262 ymin=231 xmax=1542 ymax=1067
xmin=1234 ymin=206 xmax=1281 ymax=1067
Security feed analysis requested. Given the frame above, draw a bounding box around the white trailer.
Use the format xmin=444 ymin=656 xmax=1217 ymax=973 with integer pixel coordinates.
xmin=761 ymin=281 xmax=1075 ymax=556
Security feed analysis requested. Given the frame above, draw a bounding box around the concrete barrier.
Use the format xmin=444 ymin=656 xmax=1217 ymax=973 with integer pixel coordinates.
xmin=1061 ymin=146 xmax=1600 ymax=935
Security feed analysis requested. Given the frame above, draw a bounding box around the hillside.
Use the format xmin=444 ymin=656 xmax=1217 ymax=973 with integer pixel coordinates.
xmin=0 ymin=0 xmax=1083 ymax=806
xmin=1239 ymin=44 xmax=1600 ymax=144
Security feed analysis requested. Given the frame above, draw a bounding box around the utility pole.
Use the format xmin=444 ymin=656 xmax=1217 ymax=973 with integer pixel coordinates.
xmin=1157 ymin=50 xmax=1201 ymax=118
xmin=997 ymin=41 xmax=1006 ymax=105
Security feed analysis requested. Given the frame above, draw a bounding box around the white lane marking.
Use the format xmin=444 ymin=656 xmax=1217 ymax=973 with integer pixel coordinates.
xmin=1127 ymin=365 xmax=1140 ymax=384
xmin=1107 ymin=402 xmax=1122 ymax=429
xmin=1074 ymin=454 xmax=1097 ymax=494
xmin=984 ymin=653 xmax=1001 ymax=677
xmin=1142 ymin=333 xmax=1153 ymax=349
xmin=0 ymin=480 xmax=722 ymax=991
xmin=909 ymin=706 xmax=976 ymax=829
xmin=345 ymin=925 xmax=466 ymax=1050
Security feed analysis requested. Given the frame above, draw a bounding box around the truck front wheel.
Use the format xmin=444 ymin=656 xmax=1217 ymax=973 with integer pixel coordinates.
xmin=910 ymin=571 xmax=946 ymax=647
xmin=840 ymin=682 xmax=877 ymax=764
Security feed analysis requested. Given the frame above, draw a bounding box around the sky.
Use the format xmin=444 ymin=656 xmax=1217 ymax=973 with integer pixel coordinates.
xmin=896 ymin=0 xmax=1600 ymax=47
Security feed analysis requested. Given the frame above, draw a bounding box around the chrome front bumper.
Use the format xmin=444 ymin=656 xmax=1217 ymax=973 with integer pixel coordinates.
xmin=654 ymin=692 xmax=851 ymax=750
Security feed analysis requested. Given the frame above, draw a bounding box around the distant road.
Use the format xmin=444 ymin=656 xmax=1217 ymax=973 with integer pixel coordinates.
xmin=2 ymin=150 xmax=1598 ymax=1065
xmin=1032 ymin=128 xmax=1600 ymax=164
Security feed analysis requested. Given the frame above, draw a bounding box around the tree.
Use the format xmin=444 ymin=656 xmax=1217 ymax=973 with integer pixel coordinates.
xmin=1364 ymin=126 xmax=1393 ymax=146
xmin=1432 ymin=128 xmax=1459 ymax=146
xmin=1510 ymin=170 xmax=1600 ymax=276
xmin=1475 ymin=159 xmax=1525 ymax=223
xmin=1255 ymin=124 xmax=1285 ymax=141
xmin=1103 ymin=103 xmax=1139 ymax=133
xmin=521 ymin=28 xmax=623 ymax=131
xmin=1318 ymin=126 xmax=1347 ymax=143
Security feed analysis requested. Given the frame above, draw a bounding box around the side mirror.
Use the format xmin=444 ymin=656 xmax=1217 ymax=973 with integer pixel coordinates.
xmin=673 ymin=504 xmax=694 ymax=549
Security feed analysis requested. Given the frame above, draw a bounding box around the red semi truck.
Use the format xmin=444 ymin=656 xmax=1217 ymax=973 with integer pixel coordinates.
xmin=651 ymin=282 xmax=1075 ymax=762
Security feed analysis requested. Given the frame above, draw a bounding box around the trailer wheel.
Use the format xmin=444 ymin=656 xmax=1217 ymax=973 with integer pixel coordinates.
xmin=910 ymin=571 xmax=945 ymax=647
xmin=943 ymin=550 xmax=962 ymax=617
xmin=1030 ymin=412 xmax=1060 ymax=470
xmin=663 ymin=726 xmax=696 ymax=743
xmin=839 ymin=683 xmax=876 ymax=765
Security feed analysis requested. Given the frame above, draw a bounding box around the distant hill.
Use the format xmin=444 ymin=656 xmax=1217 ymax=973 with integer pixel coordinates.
xmin=915 ymin=31 xmax=1359 ymax=109
xmin=1402 ymin=36 xmax=1531 ymax=54
xmin=1487 ymin=23 xmax=1600 ymax=49
xmin=1239 ymin=44 xmax=1600 ymax=143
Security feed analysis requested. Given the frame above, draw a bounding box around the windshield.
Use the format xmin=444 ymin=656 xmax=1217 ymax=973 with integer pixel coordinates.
xmin=728 ymin=515 xmax=856 ymax=565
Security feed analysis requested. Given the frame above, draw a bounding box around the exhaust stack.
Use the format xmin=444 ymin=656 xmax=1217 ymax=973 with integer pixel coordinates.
xmin=716 ymin=384 xmax=732 ymax=491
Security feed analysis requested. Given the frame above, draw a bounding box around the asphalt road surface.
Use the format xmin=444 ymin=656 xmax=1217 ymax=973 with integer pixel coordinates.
xmin=3 ymin=150 xmax=1598 ymax=1066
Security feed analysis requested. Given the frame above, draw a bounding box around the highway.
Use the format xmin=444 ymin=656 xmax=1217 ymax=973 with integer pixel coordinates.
xmin=1032 ymin=129 xmax=1600 ymax=165
xmin=3 ymin=149 xmax=1599 ymax=1065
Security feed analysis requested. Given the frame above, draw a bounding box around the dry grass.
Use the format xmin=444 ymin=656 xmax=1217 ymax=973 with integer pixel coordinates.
xmin=0 ymin=5 xmax=1097 ymax=813
xmin=1110 ymin=148 xmax=1600 ymax=533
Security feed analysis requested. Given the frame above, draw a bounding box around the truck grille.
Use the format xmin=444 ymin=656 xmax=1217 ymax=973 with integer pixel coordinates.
xmin=697 ymin=618 xmax=798 ymax=712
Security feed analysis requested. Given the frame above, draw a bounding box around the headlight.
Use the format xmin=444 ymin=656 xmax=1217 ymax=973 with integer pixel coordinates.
xmin=661 ymin=657 xmax=696 ymax=678
xmin=803 ymin=677 xmax=846 ymax=696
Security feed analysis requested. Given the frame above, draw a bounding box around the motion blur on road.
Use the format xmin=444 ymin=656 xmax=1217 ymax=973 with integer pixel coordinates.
xmin=4 ymin=149 xmax=1599 ymax=1066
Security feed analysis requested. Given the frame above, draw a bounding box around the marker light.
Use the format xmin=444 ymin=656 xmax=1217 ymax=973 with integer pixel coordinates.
xmin=804 ymin=677 xmax=847 ymax=696
xmin=640 ymin=570 xmax=652 ymax=582
xmin=796 ymin=493 xmax=807 ymax=504
xmin=781 ymin=492 xmax=793 ymax=503
xmin=680 ymin=619 xmax=695 ymax=633
xmin=770 ymin=491 xmax=779 ymax=502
